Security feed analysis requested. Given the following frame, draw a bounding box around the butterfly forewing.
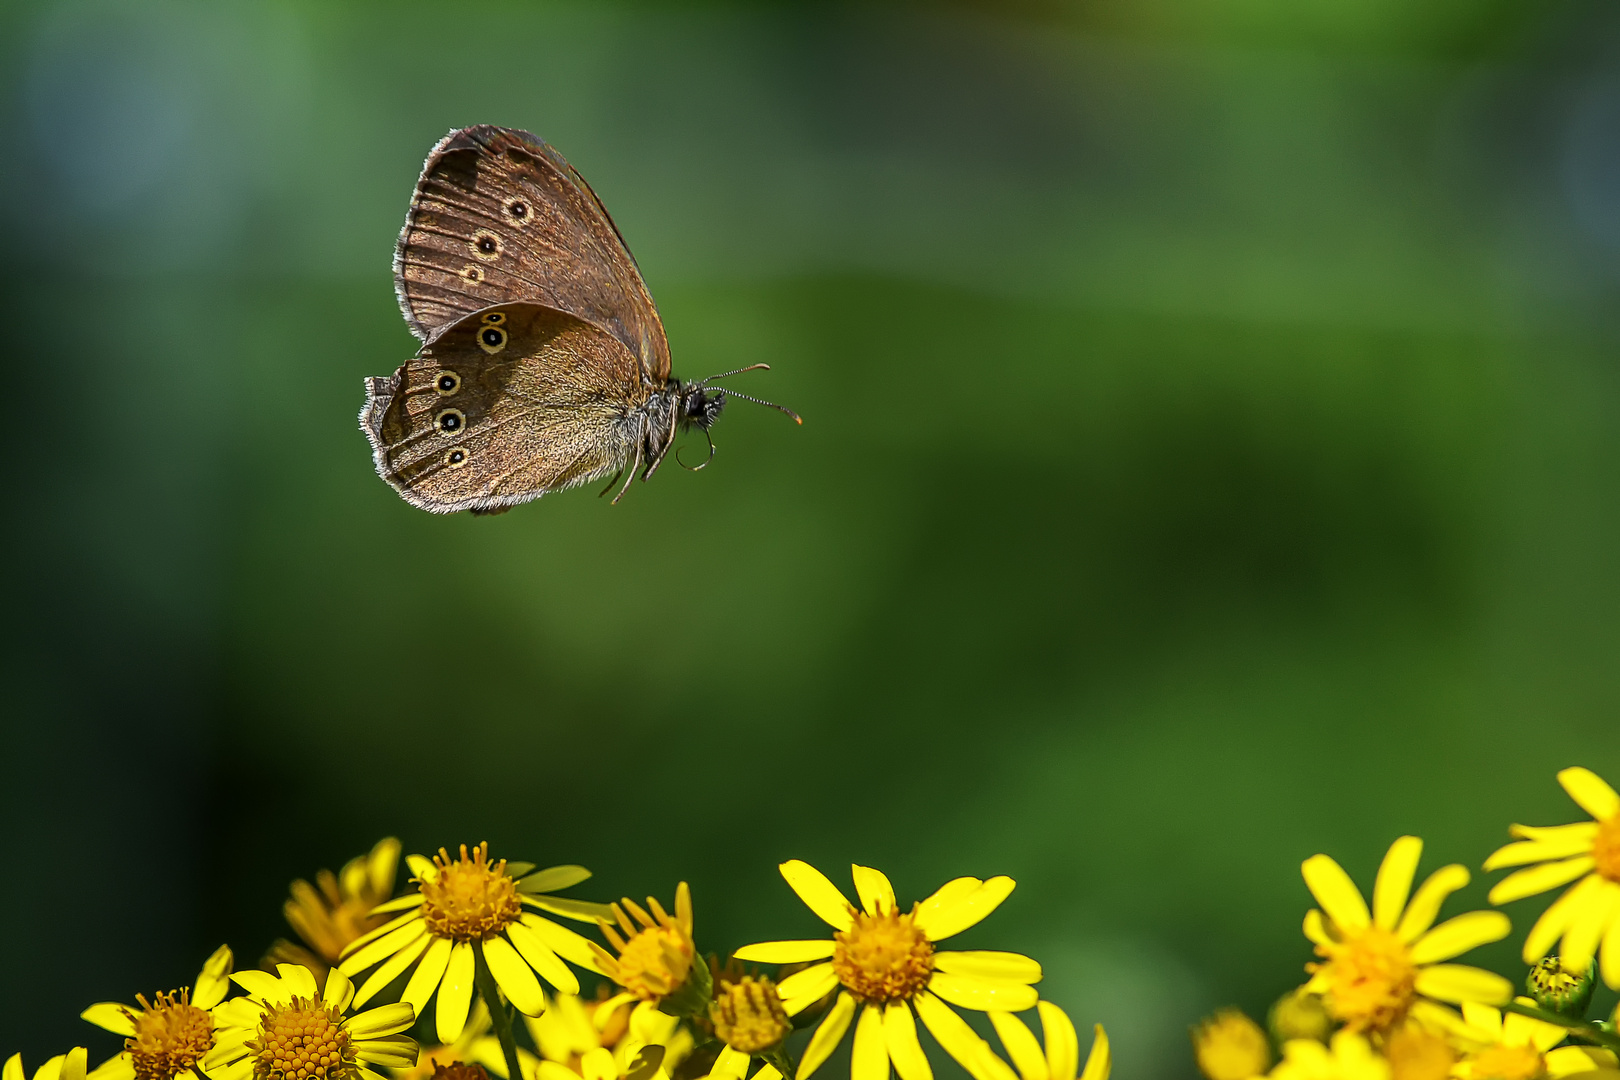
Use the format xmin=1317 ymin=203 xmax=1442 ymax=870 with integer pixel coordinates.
xmin=362 ymin=303 xmax=647 ymax=514
xmin=393 ymin=125 xmax=671 ymax=380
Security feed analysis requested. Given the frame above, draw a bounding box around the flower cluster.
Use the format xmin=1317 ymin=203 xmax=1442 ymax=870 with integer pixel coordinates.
xmin=21 ymin=843 xmax=1108 ymax=1080
xmin=1192 ymin=766 xmax=1620 ymax=1080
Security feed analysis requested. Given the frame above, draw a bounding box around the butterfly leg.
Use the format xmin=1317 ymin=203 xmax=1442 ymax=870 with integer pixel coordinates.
xmin=610 ymin=444 xmax=642 ymax=505
xmin=597 ymin=468 xmax=624 ymax=498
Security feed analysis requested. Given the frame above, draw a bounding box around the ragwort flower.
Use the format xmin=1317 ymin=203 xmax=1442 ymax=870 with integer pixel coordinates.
xmin=1301 ymin=836 xmax=1512 ymax=1033
xmin=734 ymin=861 xmax=1040 ymax=1080
xmin=204 ymin=964 xmax=416 ymax=1080
xmin=589 ymin=885 xmax=697 ymax=1011
xmin=1192 ymin=1009 xmax=1270 ymax=1080
xmin=1485 ymin=767 xmax=1620 ymax=988
xmin=986 ymin=1003 xmax=1109 ymax=1080
xmin=1451 ymin=1000 xmax=1620 ymax=1080
xmin=337 ymin=843 xmax=610 ymax=1043
xmin=81 ymin=945 xmax=233 ymax=1080
xmin=267 ymin=838 xmax=402 ymax=980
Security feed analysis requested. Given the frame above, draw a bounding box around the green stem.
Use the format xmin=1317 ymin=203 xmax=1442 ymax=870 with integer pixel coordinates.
xmin=1503 ymin=1001 xmax=1620 ymax=1053
xmin=473 ymin=940 xmax=525 ymax=1080
xmin=762 ymin=1048 xmax=798 ymax=1080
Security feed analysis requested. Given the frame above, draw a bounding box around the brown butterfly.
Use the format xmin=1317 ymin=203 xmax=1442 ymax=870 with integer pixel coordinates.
xmin=361 ymin=125 xmax=797 ymax=515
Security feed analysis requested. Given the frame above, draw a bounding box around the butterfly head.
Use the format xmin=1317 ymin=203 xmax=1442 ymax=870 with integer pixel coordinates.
xmin=676 ymin=383 xmax=726 ymax=432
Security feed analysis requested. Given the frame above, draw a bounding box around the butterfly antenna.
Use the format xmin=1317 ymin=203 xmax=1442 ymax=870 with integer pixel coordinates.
xmin=712 ymin=387 xmax=803 ymax=424
xmin=677 ymin=427 xmax=717 ymax=471
xmin=698 ymin=363 xmax=772 ymax=385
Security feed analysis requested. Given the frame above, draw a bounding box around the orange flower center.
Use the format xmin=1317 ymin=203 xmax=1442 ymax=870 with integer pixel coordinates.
xmin=1469 ymin=1044 xmax=1545 ymax=1080
xmin=710 ymin=976 xmax=792 ymax=1054
xmin=832 ymin=907 xmax=935 ymax=1004
xmin=126 ymin=990 xmax=215 ymax=1080
xmin=1310 ymin=925 xmax=1417 ymax=1032
xmin=419 ymin=843 xmax=521 ymax=942
xmin=614 ymin=924 xmax=694 ymax=1001
xmin=1592 ymin=815 xmax=1620 ymax=883
xmin=246 ymin=995 xmax=356 ymax=1080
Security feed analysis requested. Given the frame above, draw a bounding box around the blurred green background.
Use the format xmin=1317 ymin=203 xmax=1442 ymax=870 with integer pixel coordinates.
xmin=3 ymin=0 xmax=1620 ymax=1072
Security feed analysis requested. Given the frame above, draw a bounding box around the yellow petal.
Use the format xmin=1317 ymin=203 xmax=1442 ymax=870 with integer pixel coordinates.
xmin=913 ymin=877 xmax=1016 ymax=942
xmin=581 ymin=1048 xmax=616 ymax=1080
xmin=854 ymin=865 xmax=898 ymax=917
xmin=780 ymin=861 xmax=856 ymax=931
xmin=520 ymin=914 xmax=605 ymax=975
xmin=1302 ymin=855 xmax=1369 ymax=934
xmin=1373 ymin=837 xmax=1423 ymax=931
xmin=524 ymin=895 xmax=617 ymax=924
xmin=1038 ymin=1003 xmax=1080 ymax=1080
xmin=1503 ymin=1009 xmax=1568 ymax=1053
xmin=733 ymin=940 xmax=837 ymax=964
xmin=62 ymin=1049 xmax=87 ymax=1080
xmin=853 ymin=1005 xmax=890 ymax=1080
xmin=1397 ymin=865 xmax=1470 ymax=942
xmin=1459 ymin=1001 xmax=1503 ymax=1040
xmin=353 ymin=1034 xmax=418 ymax=1069
xmin=1561 ymin=881 xmax=1620 ymax=974
xmin=484 ymin=936 xmax=547 ymax=1016
xmin=194 ymin=944 xmax=234 ymax=1011
xmin=778 ymin=962 xmax=840 ymax=1011
xmin=712 ymin=1047 xmax=750 ymax=1080
xmin=1484 ymin=826 xmax=1598 ymax=871
xmin=401 ymin=937 xmax=453 ymax=1024
xmin=1560 ymin=768 xmax=1620 ymax=821
xmin=354 ymin=933 xmax=430 ymax=1008
xmin=339 ymin=917 xmax=428 ymax=976
xmin=989 ymin=1011 xmax=1048 ymax=1080
xmin=1412 ymin=965 xmax=1512 ymax=1005
xmin=323 ymin=968 xmax=355 ymax=1013
xmin=913 ymin=992 xmax=1001 ymax=1080
xmin=4 ymin=1055 xmax=21 ymax=1080
xmin=86 ymin=1057 xmax=134 ymax=1080
xmin=1524 ymin=874 xmax=1604 ymax=962
xmin=886 ymin=1003 xmax=934 ymax=1080
xmin=341 ymin=908 xmax=427 ymax=960
xmin=519 ymin=865 xmax=593 ymax=894
xmin=929 ymin=972 xmax=1038 ymax=1013
xmin=80 ymin=1004 xmax=136 ymax=1037
xmin=347 ymin=1002 xmax=416 ymax=1039
xmin=436 ymin=942 xmax=476 ymax=1044
xmin=1546 ymin=1046 xmax=1619 ymax=1078
xmin=1602 ymin=900 xmax=1620 ymax=990
xmin=504 ymin=922 xmax=580 ymax=995
xmin=801 ymin=993 xmax=858 ymax=1080
xmin=1303 ymin=910 xmax=1333 ymax=947
xmin=1489 ymin=858 xmax=1595 ymax=906
xmin=934 ymin=952 xmax=1041 ymax=984
xmin=369 ymin=893 xmax=426 ymax=916
xmin=1410 ymin=911 xmax=1511 ymax=964
xmin=1079 ymin=1026 xmax=1110 ymax=1080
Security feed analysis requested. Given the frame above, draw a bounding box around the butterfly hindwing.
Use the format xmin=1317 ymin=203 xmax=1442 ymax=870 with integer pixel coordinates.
xmin=361 ymin=302 xmax=649 ymax=514
xmin=392 ymin=125 xmax=671 ymax=381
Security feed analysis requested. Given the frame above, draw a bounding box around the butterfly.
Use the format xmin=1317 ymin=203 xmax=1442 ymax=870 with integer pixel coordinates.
xmin=360 ymin=125 xmax=796 ymax=515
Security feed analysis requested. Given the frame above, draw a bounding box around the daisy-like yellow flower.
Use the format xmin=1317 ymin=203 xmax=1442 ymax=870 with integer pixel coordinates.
xmin=3 ymin=1051 xmax=88 ymax=1080
xmin=267 ymin=838 xmax=403 ymax=981
xmin=590 ymin=885 xmax=697 ymax=1010
xmin=203 ymin=963 xmax=417 ymax=1080
xmin=1270 ymin=1033 xmax=1389 ymax=1080
xmin=733 ymin=860 xmax=1041 ymax=1080
xmin=525 ymin=987 xmax=692 ymax=1080
xmin=1451 ymin=1000 xmax=1620 ymax=1080
xmin=985 ymin=1004 xmax=1110 ymax=1080
xmin=337 ymin=843 xmax=612 ymax=1044
xmin=81 ymin=945 xmax=233 ymax=1080
xmin=1301 ymin=837 xmax=1513 ymax=1033
xmin=1484 ymin=767 xmax=1620 ymax=988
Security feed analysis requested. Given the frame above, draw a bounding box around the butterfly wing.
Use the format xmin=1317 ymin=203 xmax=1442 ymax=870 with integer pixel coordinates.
xmin=393 ymin=125 xmax=672 ymax=381
xmin=361 ymin=302 xmax=649 ymax=514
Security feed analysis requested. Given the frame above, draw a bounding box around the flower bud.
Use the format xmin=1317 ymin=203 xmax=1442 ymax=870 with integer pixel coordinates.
xmin=1527 ymin=956 xmax=1595 ymax=1018
xmin=710 ymin=976 xmax=793 ymax=1054
xmin=1268 ymin=988 xmax=1331 ymax=1044
xmin=1192 ymin=1009 xmax=1271 ymax=1080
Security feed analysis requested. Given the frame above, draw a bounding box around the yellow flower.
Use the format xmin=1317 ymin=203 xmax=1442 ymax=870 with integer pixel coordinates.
xmin=267 ymin=838 xmax=403 ymax=981
xmin=203 ymin=963 xmax=417 ymax=1080
xmin=1301 ymin=837 xmax=1513 ymax=1033
xmin=985 ymin=1004 xmax=1110 ymax=1080
xmin=525 ymin=987 xmax=692 ymax=1080
xmin=81 ymin=945 xmax=233 ymax=1080
xmin=589 ymin=885 xmax=696 ymax=1008
xmin=3 ymin=1051 xmax=88 ymax=1080
xmin=1484 ymin=767 xmax=1620 ymax=988
xmin=733 ymin=860 xmax=1041 ymax=1080
xmin=337 ymin=843 xmax=612 ymax=1044
xmin=1193 ymin=1009 xmax=1272 ymax=1080
xmin=1452 ymin=1001 xmax=1620 ymax=1080
xmin=1270 ymin=1033 xmax=1389 ymax=1080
